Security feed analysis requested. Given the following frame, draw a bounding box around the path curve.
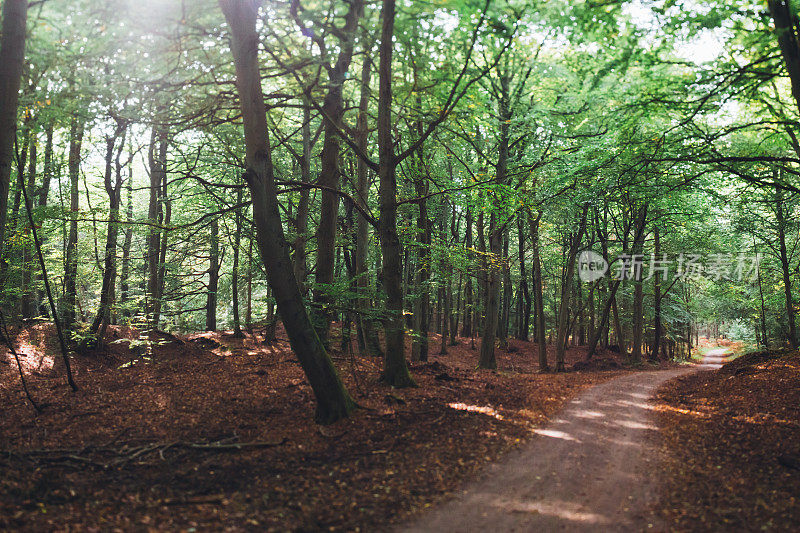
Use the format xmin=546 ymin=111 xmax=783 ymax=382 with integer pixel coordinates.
xmin=400 ymin=359 xmax=723 ymax=532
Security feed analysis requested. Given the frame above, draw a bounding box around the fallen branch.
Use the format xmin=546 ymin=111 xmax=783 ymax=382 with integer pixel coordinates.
xmin=2 ymin=437 xmax=288 ymax=469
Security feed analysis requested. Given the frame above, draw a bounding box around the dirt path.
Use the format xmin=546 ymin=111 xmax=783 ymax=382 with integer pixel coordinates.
xmin=400 ymin=357 xmax=726 ymax=532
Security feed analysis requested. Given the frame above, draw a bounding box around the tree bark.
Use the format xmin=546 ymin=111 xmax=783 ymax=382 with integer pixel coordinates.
xmin=0 ymin=0 xmax=27 ymax=263
xmin=775 ymin=186 xmax=798 ymax=348
xmin=769 ymin=0 xmax=800 ymax=115
xmin=650 ymin=226 xmax=662 ymax=360
xmin=376 ymin=0 xmax=415 ymax=387
xmin=63 ymin=118 xmax=84 ymax=327
xmin=206 ymin=216 xmax=219 ymax=331
xmin=292 ymin=102 xmax=311 ymax=293
xmin=20 ymin=132 xmax=37 ymax=318
xmin=232 ymin=185 xmax=244 ymax=338
xmin=146 ymin=121 xmax=167 ymax=330
xmin=353 ymin=47 xmax=383 ymax=358
xmin=479 ymin=210 xmax=501 ymax=369
xmin=90 ymin=120 xmax=127 ymax=338
xmin=220 ymin=0 xmax=355 ymax=423
xmin=310 ymin=0 xmax=364 ymax=347
xmin=530 ymin=211 xmax=548 ymax=371
xmin=410 ymin=174 xmax=431 ymax=361
xmin=462 ymin=207 xmax=474 ymax=338
xmin=119 ymin=158 xmax=133 ymax=318
xmin=554 ymin=206 xmax=588 ymax=371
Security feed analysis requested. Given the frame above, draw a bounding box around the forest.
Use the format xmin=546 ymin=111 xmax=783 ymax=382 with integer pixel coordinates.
xmin=1 ymin=0 xmax=800 ymax=531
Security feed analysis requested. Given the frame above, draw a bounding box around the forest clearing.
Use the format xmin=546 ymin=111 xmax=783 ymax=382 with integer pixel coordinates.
xmin=2 ymin=0 xmax=800 ymax=531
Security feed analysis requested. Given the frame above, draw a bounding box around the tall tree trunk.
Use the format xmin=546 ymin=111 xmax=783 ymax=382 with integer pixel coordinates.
xmin=775 ymin=186 xmax=798 ymax=348
xmin=480 ymin=73 xmax=511 ymax=368
xmin=376 ymin=0 xmax=414 ymax=387
xmin=246 ymin=234 xmax=253 ymax=332
xmin=769 ymin=0 xmax=800 ymax=115
xmin=499 ymin=230 xmax=512 ymax=349
xmin=630 ymin=267 xmax=644 ymax=361
xmin=479 ymin=211 xmax=501 ymax=369
xmin=530 ymin=211 xmax=548 ymax=371
xmin=517 ymin=214 xmax=530 ymax=340
xmin=220 ymin=0 xmax=355 ymax=423
xmin=449 ymin=202 xmax=461 ymax=346
xmin=146 ymin=122 xmax=167 ymax=330
xmin=650 ymin=226 xmax=662 ymax=360
xmin=232 ymin=185 xmax=243 ymax=338
xmin=555 ymin=206 xmax=589 ymax=371
xmin=20 ymin=132 xmax=37 ymax=318
xmin=410 ymin=81 xmax=430 ymax=362
xmin=439 ymin=201 xmax=450 ymax=355
xmin=293 ymin=103 xmax=310 ymax=293
xmin=756 ymin=235 xmax=768 ymax=348
xmin=63 ymin=118 xmax=84 ymax=327
xmin=353 ymin=47 xmax=383 ymax=358
xmin=206 ymin=217 xmax=219 ymax=331
xmin=410 ymin=180 xmax=431 ymax=361
xmin=90 ymin=121 xmax=127 ymax=337
xmin=119 ymin=156 xmax=133 ymax=318
xmin=34 ymin=122 xmax=54 ymax=317
xmin=462 ymin=207 xmax=473 ymax=337
xmin=311 ymin=0 xmax=364 ymax=347
xmin=0 ymin=0 xmax=27 ymax=264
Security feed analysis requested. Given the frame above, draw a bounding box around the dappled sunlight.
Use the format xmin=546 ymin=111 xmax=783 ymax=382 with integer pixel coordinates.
xmin=532 ymin=428 xmax=581 ymax=442
xmin=571 ymin=409 xmax=605 ymax=419
xmin=3 ymin=339 xmax=55 ymax=374
xmin=490 ymin=497 xmax=611 ymax=524
xmin=614 ymin=419 xmax=656 ymax=430
xmin=447 ymin=402 xmax=504 ymax=421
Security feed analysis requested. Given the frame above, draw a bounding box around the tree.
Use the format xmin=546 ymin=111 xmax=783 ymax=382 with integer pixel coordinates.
xmin=0 ymin=0 xmax=28 ymax=271
xmin=219 ymin=0 xmax=355 ymax=424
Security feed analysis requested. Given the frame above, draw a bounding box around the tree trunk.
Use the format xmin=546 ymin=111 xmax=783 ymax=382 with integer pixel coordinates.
xmin=0 ymin=0 xmax=27 ymax=264
xmin=531 ymin=211 xmax=548 ymax=371
xmin=499 ymin=230 xmax=512 ymax=350
xmin=775 ymin=186 xmax=798 ymax=348
xmin=293 ymin=103 xmax=310 ymax=293
xmin=354 ymin=48 xmax=383 ymax=358
xmin=206 ymin=217 xmax=219 ymax=331
xmin=554 ymin=206 xmax=589 ymax=371
xmin=311 ymin=0 xmax=364 ymax=347
xmin=769 ymin=0 xmax=800 ymax=115
xmin=232 ymin=185 xmax=243 ymax=338
xmin=90 ymin=121 xmax=127 ymax=338
xmin=20 ymin=132 xmax=37 ymax=318
xmin=63 ymin=118 xmax=84 ymax=327
xmin=756 ymin=235 xmax=768 ymax=348
xmin=34 ymin=123 xmax=54 ymax=317
xmin=220 ymin=0 xmax=355 ymax=423
xmin=630 ymin=215 xmax=647 ymax=362
xmin=517 ymin=214 xmax=530 ymax=340
xmin=650 ymin=226 xmax=662 ymax=360
xmin=376 ymin=0 xmax=414 ymax=387
xmin=462 ymin=207 xmax=473 ymax=338
xmin=479 ymin=211 xmax=501 ymax=369
xmin=476 ymin=200 xmax=487 ymax=338
xmin=246 ymin=234 xmax=253 ymax=332
xmin=146 ymin=122 xmax=167 ymax=330
xmin=410 ymin=171 xmax=430 ymax=362
xmin=119 ymin=159 xmax=133 ymax=319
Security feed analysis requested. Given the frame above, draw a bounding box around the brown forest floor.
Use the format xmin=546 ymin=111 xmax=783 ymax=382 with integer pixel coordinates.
xmin=1 ymin=322 xmax=660 ymax=532
xmin=651 ymin=348 xmax=800 ymax=531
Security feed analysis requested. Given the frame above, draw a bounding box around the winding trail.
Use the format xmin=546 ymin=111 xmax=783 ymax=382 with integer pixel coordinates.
xmin=400 ymin=353 xmax=728 ymax=533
